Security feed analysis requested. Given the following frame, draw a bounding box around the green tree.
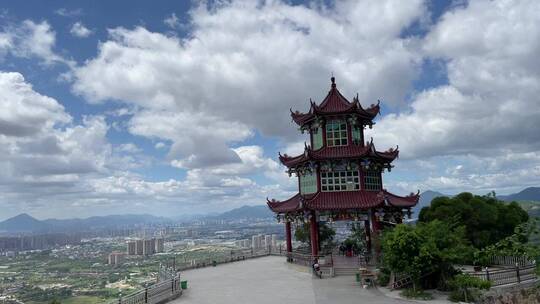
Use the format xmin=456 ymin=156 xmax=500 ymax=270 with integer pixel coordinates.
xmin=381 ymin=224 xmax=425 ymax=290
xmin=419 ymin=192 xmax=528 ymax=249
xmin=479 ymin=220 xmax=539 ymax=262
xmin=382 ymin=221 xmax=473 ymax=290
xmin=294 ymin=222 xmax=335 ymax=251
xmin=343 ymin=222 xmax=367 ymax=253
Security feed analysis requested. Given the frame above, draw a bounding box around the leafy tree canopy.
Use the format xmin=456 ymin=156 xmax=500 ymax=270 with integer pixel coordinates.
xmin=294 ymin=222 xmax=335 ymax=250
xmin=479 ymin=219 xmax=539 ymax=262
xmin=382 ymin=220 xmax=473 ymax=289
xmin=342 ymin=222 xmax=367 ymax=253
xmin=418 ymin=192 xmax=528 ymax=248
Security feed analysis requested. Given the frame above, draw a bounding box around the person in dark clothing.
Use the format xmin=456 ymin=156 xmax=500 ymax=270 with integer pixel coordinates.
xmin=312 ymin=258 xmax=322 ymax=278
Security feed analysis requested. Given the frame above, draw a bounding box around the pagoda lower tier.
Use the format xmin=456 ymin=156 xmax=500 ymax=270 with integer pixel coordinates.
xmin=266 ymin=189 xmax=419 ymax=258
xmin=267 ymin=189 xmax=419 ymax=214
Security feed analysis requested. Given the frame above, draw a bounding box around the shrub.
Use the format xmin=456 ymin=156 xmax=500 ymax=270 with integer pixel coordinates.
xmin=377 ymin=268 xmax=390 ymax=286
xmin=448 ymin=274 xmax=491 ymax=303
xmin=400 ymin=288 xmax=433 ymax=300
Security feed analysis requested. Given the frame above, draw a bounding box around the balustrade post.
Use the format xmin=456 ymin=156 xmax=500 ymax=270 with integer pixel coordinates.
xmin=309 ymin=211 xmax=318 ymax=257
xmin=485 ymin=267 xmax=490 ymax=282
xmin=516 ymin=263 xmax=521 ymax=283
xmin=145 ymin=288 xmax=148 ymax=303
xmin=285 ymin=220 xmax=292 ymax=262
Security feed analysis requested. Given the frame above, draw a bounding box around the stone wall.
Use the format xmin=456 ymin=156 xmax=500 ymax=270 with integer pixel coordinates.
xmin=480 ymin=280 xmax=540 ymax=304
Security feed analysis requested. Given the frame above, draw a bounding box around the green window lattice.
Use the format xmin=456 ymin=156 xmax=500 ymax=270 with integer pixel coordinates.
xmin=326 ymin=120 xmax=348 ymax=147
xmin=300 ymin=172 xmax=317 ymax=194
xmin=352 ymin=125 xmax=362 ymax=145
xmin=321 ymin=170 xmax=360 ymax=192
xmin=312 ymin=127 xmax=323 ymax=150
xmin=364 ymin=170 xmax=381 ymax=191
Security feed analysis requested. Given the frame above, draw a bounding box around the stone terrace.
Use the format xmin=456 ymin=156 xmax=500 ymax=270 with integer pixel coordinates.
xmin=172 ymin=255 xmax=413 ymax=304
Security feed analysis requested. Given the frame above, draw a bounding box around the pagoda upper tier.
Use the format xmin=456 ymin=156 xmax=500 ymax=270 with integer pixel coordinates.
xmin=279 ymin=139 xmax=398 ymax=168
xmin=291 ymin=77 xmax=380 ymax=129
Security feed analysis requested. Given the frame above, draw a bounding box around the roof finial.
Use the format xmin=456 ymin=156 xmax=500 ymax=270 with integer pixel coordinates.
xmin=330 ymin=73 xmax=336 ymax=89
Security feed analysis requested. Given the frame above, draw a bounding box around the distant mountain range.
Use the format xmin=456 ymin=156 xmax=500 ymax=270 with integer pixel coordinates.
xmin=412 ymin=190 xmax=448 ymax=216
xmin=210 ymin=205 xmax=274 ymax=220
xmin=2 ymin=187 xmax=539 ymax=233
xmin=0 ymin=213 xmax=170 ymax=234
xmin=497 ymin=187 xmax=540 ymax=202
xmin=0 ymin=213 xmax=49 ymax=233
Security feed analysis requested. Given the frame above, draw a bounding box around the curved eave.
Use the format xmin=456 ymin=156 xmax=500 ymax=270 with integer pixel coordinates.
xmin=362 ymin=102 xmax=380 ymax=118
xmin=290 ymin=106 xmax=378 ymax=127
xmin=278 ymin=145 xmax=398 ymax=168
xmin=279 ymin=152 xmax=308 ymax=167
xmin=384 ymin=190 xmax=420 ymax=207
xmin=368 ymin=140 xmax=399 ymax=162
xmin=373 ymin=149 xmax=399 ymax=162
xmin=267 ymin=193 xmax=303 ymax=213
xmin=291 ymin=111 xmax=314 ymax=126
xmin=267 ymin=190 xmax=420 ymax=213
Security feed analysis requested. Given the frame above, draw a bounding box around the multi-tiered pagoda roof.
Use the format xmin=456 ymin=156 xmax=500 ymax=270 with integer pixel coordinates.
xmin=267 ymin=77 xmax=419 ymax=215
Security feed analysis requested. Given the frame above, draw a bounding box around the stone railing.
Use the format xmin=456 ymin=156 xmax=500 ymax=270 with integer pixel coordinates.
xmin=489 ymin=256 xmax=535 ymax=268
xmin=110 ymin=267 xmax=182 ymax=304
xmin=173 ymin=247 xmax=274 ymax=271
xmin=468 ymin=264 xmax=537 ymax=287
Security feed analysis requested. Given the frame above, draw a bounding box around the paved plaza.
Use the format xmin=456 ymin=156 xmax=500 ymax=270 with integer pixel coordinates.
xmin=172 ymin=256 xmax=415 ymax=304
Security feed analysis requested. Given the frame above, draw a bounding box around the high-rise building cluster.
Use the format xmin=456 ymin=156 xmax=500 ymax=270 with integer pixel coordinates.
xmin=126 ymin=238 xmax=164 ymax=256
xmin=108 ymin=251 xmax=125 ymax=266
xmin=234 ymin=239 xmax=251 ymax=248
xmin=0 ymin=234 xmax=81 ymax=252
xmin=234 ymin=234 xmax=278 ymax=250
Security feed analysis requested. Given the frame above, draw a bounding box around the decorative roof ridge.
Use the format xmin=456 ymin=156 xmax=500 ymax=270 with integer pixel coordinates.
xmin=266 ymin=193 xmax=304 ymax=213
xmin=279 ymin=142 xmax=400 ymax=167
xmin=290 ymin=78 xmax=381 ymax=126
xmin=367 ymin=138 xmax=399 ymax=159
xmin=266 ymin=192 xmax=301 ymax=204
xmin=383 ymin=189 xmax=420 ymax=198
xmin=383 ymin=189 xmax=420 ymax=207
xmin=316 ymin=77 xmax=353 ymax=112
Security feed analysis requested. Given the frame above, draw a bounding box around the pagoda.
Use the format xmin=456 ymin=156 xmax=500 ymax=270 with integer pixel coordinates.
xmin=267 ymin=77 xmax=419 ymax=259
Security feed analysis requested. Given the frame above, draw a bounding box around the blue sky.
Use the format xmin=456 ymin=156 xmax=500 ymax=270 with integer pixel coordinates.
xmin=0 ymin=0 xmax=539 ymax=220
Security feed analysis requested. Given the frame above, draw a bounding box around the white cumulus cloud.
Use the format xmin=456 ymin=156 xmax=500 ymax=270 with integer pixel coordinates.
xmin=70 ymin=22 xmax=92 ymax=38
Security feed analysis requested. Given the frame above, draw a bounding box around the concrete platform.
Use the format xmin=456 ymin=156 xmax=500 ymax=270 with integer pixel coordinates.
xmin=172 ymin=256 xmax=415 ymax=304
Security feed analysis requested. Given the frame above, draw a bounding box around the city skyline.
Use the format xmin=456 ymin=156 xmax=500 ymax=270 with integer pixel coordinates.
xmin=1 ymin=0 xmax=539 ymax=219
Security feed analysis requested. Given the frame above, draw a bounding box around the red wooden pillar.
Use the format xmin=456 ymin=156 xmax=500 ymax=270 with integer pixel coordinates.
xmin=371 ymin=211 xmax=381 ymax=233
xmin=364 ymin=218 xmax=371 ymax=253
xmin=309 ymin=211 xmax=319 ymax=257
xmin=371 ymin=211 xmax=381 ymax=258
xmin=315 ymin=219 xmax=320 ymax=252
xmin=285 ymin=221 xmax=292 ymax=253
